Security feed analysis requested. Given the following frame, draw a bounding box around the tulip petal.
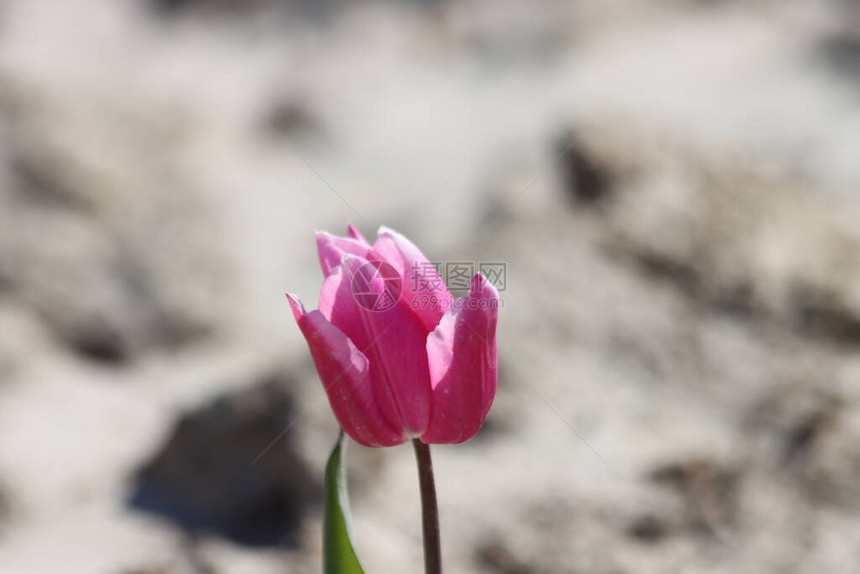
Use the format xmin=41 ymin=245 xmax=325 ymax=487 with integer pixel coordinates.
xmin=346 ymin=224 xmax=370 ymax=246
xmin=287 ymin=293 xmax=403 ymax=448
xmin=318 ymin=255 xmax=432 ymax=436
xmin=372 ymin=226 xmax=453 ymax=332
xmin=316 ymin=231 xmax=373 ymax=277
xmin=421 ymin=274 xmax=499 ymax=444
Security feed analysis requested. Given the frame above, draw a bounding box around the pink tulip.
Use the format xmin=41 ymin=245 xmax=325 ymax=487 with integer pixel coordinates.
xmin=287 ymin=225 xmax=499 ymax=447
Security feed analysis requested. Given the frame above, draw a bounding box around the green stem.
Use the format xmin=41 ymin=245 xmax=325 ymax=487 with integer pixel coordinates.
xmin=412 ymin=439 xmax=442 ymax=574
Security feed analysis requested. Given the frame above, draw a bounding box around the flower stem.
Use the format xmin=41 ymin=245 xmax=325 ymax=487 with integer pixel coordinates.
xmin=412 ymin=439 xmax=442 ymax=574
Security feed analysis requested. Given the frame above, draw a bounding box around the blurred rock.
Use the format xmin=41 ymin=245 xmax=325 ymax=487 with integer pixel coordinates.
xmin=149 ymin=0 xmax=280 ymax=16
xmin=556 ymin=129 xmax=615 ymax=206
xmin=566 ymin=120 xmax=860 ymax=346
xmin=747 ymin=385 xmax=860 ymax=508
xmin=471 ymin=500 xmax=631 ymax=574
xmin=261 ymin=99 xmax=326 ymax=146
xmin=475 ymin=539 xmax=534 ymax=574
xmin=800 ymin=403 xmax=860 ymax=509
xmin=148 ymin=0 xmax=346 ymax=20
xmin=0 ymin=81 xmax=232 ymax=365
xmin=625 ymin=513 xmax=669 ymax=544
xmin=649 ymin=458 xmax=740 ymax=537
xmin=820 ymin=33 xmax=860 ymax=84
xmin=790 ymin=283 xmax=860 ymax=346
xmin=0 ymin=486 xmax=8 ymax=529
xmin=118 ymin=568 xmax=175 ymax=574
xmin=129 ymin=374 xmax=315 ymax=548
xmin=746 ymin=385 xmax=842 ymax=465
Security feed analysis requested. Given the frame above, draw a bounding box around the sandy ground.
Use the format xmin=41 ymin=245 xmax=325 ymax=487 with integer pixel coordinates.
xmin=1 ymin=0 xmax=859 ymax=572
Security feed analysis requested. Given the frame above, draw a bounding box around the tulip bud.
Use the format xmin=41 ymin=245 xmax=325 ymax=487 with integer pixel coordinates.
xmin=287 ymin=226 xmax=499 ymax=446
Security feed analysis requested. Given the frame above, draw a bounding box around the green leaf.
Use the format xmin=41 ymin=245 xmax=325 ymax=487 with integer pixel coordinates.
xmin=324 ymin=431 xmax=366 ymax=574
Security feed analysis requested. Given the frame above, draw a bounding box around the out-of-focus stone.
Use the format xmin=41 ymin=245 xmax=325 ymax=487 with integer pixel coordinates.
xmin=129 ymin=374 xmax=315 ymax=548
xmin=649 ymin=457 xmax=741 ymax=536
xmin=562 ymin=119 xmax=860 ymax=347
xmin=475 ymin=539 xmax=534 ymax=574
xmin=748 ymin=384 xmax=860 ymax=509
xmin=555 ymin=129 xmax=615 ymax=206
xmin=0 ymin=81 xmax=232 ymax=365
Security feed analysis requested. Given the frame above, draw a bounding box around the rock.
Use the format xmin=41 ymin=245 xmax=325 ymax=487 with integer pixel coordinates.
xmin=260 ymin=98 xmax=327 ymax=148
xmin=555 ymin=129 xmax=615 ymax=206
xmin=149 ymin=0 xmax=280 ymax=16
xmin=128 ymin=375 xmax=315 ymax=548
xmin=0 ymin=485 xmax=8 ymax=529
xmin=800 ymin=403 xmax=860 ymax=509
xmin=747 ymin=384 xmax=860 ymax=508
xmin=789 ymin=283 xmax=860 ymax=347
xmin=475 ymin=539 xmax=534 ymax=574
xmin=625 ymin=513 xmax=669 ymax=544
xmin=148 ymin=0 xmax=347 ymax=20
xmin=649 ymin=458 xmax=740 ymax=537
xmin=0 ymin=81 xmax=232 ymax=364
xmin=820 ymin=33 xmax=860 ymax=84
xmin=746 ymin=385 xmax=842 ymax=465
xmin=567 ymin=119 xmax=860 ymax=346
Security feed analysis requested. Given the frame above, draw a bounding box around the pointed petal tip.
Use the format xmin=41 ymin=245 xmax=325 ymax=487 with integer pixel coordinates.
xmin=314 ymin=230 xmax=337 ymax=254
xmin=470 ymin=273 xmax=498 ymax=297
xmin=470 ymin=273 xmax=485 ymax=292
xmin=376 ymin=224 xmax=400 ymax=239
xmin=346 ymin=223 xmax=367 ymax=242
xmin=286 ymin=293 xmax=306 ymax=321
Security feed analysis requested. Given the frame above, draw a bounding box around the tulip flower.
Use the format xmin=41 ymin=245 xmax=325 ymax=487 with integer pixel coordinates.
xmin=287 ymin=225 xmax=499 ymax=448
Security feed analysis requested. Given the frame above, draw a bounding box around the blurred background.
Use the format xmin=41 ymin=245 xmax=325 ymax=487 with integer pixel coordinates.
xmin=1 ymin=0 xmax=860 ymax=572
